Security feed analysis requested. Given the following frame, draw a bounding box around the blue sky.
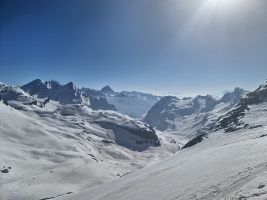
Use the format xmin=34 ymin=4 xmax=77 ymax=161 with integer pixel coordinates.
xmin=1 ymin=0 xmax=267 ymax=96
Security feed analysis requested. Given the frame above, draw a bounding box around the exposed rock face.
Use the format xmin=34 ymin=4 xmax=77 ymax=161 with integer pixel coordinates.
xmin=219 ymin=87 xmax=248 ymax=104
xmin=81 ymin=88 xmax=105 ymax=98
xmin=81 ymin=85 xmax=161 ymax=118
xmin=144 ymin=95 xmax=219 ymax=131
xmin=21 ymin=79 xmax=115 ymax=110
xmin=89 ymin=97 xmax=116 ymax=111
xmin=21 ymin=79 xmax=82 ymax=104
xmin=144 ymin=96 xmax=193 ymax=131
xmin=101 ymin=85 xmax=115 ymax=95
xmin=144 ymin=88 xmax=248 ymax=132
xmin=96 ymin=121 xmax=160 ymax=151
xmin=1 ymin=168 xmax=9 ymax=173
xmin=213 ymin=81 xmax=267 ymax=132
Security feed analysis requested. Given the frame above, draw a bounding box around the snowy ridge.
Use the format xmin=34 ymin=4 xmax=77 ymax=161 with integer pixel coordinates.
xmin=144 ymin=88 xmax=248 ymax=140
xmin=213 ymin=80 xmax=267 ymax=133
xmin=0 ymin=83 xmax=44 ymax=109
xmin=0 ymin=81 xmax=6 ymax=87
xmin=21 ymin=79 xmax=115 ymax=110
xmin=21 ymin=79 xmax=159 ymax=115
xmin=81 ymin=85 xmax=161 ymax=118
xmin=21 ymin=79 xmax=83 ymax=104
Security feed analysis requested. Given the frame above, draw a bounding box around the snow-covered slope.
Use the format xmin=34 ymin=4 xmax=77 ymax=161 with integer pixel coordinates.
xmin=59 ymin=82 xmax=267 ymax=200
xmin=60 ymin=125 xmax=267 ymax=200
xmin=144 ymin=88 xmax=248 ymax=140
xmin=0 ymin=85 xmax=178 ymax=200
xmin=0 ymin=82 xmax=46 ymax=109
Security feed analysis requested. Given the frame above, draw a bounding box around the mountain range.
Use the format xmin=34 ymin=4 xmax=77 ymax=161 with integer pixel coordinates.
xmin=1 ymin=79 xmax=267 ymax=200
xmin=144 ymin=87 xmax=248 ymax=139
xmin=64 ymin=80 xmax=267 ymax=200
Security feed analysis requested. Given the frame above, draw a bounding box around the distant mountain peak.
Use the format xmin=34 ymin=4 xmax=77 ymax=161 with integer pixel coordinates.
xmin=20 ymin=79 xmax=116 ymax=110
xmin=255 ymin=80 xmax=267 ymax=92
xmin=0 ymin=82 xmax=6 ymax=87
xmin=233 ymin=87 xmax=247 ymax=94
xmin=44 ymin=80 xmax=61 ymax=89
xmin=101 ymin=85 xmax=114 ymax=94
xmin=220 ymin=87 xmax=248 ymax=104
xmin=31 ymin=79 xmax=43 ymax=84
xmin=64 ymin=82 xmax=77 ymax=90
xmin=213 ymin=82 xmax=267 ymax=133
xmin=21 ymin=79 xmax=80 ymax=104
xmin=157 ymin=96 xmax=179 ymax=103
xmin=164 ymin=95 xmax=179 ymax=100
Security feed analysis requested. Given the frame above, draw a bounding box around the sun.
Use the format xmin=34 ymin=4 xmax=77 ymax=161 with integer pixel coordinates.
xmin=179 ymin=0 xmax=254 ymax=43
xmin=203 ymin=0 xmax=243 ymax=11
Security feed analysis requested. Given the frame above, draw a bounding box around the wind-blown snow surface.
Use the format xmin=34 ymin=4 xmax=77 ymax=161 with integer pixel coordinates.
xmin=59 ymin=87 xmax=267 ymax=200
xmin=0 ymin=89 xmax=179 ymax=200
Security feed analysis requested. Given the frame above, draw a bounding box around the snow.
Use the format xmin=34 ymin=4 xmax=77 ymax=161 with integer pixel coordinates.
xmin=21 ymin=79 xmax=161 ymax=115
xmin=1 ymin=80 xmax=266 ymax=200
xmin=255 ymin=80 xmax=267 ymax=92
xmin=0 ymin=81 xmax=6 ymax=86
xmin=59 ymin=101 xmax=267 ymax=200
xmin=76 ymin=85 xmax=160 ymax=119
xmin=21 ymin=79 xmax=115 ymax=110
xmin=144 ymin=89 xmax=248 ymax=142
xmin=0 ymin=97 xmax=178 ymax=200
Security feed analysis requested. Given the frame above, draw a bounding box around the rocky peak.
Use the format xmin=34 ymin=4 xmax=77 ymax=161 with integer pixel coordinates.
xmin=101 ymin=85 xmax=114 ymax=94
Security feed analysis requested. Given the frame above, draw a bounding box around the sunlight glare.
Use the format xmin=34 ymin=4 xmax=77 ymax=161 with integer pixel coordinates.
xmin=203 ymin=0 xmax=243 ymax=12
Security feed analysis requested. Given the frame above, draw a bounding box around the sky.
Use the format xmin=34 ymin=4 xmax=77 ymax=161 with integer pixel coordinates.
xmin=1 ymin=0 xmax=267 ymax=96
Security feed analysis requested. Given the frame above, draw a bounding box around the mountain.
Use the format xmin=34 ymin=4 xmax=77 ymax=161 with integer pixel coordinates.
xmin=81 ymin=87 xmax=105 ymax=98
xmin=80 ymin=85 xmax=161 ymax=118
xmin=105 ymin=91 xmax=161 ymax=118
xmin=59 ymin=82 xmax=267 ymax=200
xmin=144 ymin=88 xmax=248 ymax=140
xmin=21 ymin=79 xmax=159 ymax=117
xmin=219 ymin=87 xmax=247 ymax=104
xmin=0 ymin=80 xmax=177 ymax=200
xmin=1 ymin=82 xmax=31 ymax=101
xmin=101 ymin=85 xmax=115 ymax=95
xmin=21 ymin=79 xmax=82 ymax=104
xmin=0 ymin=82 xmax=45 ymax=109
xmin=213 ymin=81 xmax=267 ymax=133
xmin=21 ymin=79 xmax=115 ymax=110
xmin=0 ymin=95 xmax=8 ymax=105
xmin=4 ymin=79 xmax=265 ymax=200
